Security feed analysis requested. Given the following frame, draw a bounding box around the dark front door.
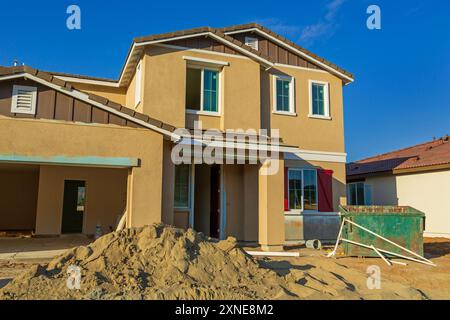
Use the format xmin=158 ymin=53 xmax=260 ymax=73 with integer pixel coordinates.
xmin=209 ymin=165 xmax=221 ymax=238
xmin=61 ymin=180 xmax=85 ymax=234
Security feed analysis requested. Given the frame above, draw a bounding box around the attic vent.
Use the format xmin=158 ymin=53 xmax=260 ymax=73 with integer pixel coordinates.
xmin=11 ymin=85 xmax=37 ymax=114
xmin=244 ymin=36 xmax=259 ymax=50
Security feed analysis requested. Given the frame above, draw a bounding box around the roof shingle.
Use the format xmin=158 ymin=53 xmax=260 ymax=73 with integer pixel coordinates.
xmin=347 ymin=136 xmax=450 ymax=176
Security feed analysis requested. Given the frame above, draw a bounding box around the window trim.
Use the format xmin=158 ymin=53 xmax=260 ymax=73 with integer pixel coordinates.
xmin=11 ymin=85 xmax=37 ymax=115
xmin=174 ymin=164 xmax=192 ymax=210
xmin=287 ymin=168 xmax=318 ymax=213
xmin=273 ymin=75 xmax=296 ymax=115
xmin=186 ymin=64 xmax=221 ymax=115
xmin=134 ymin=60 xmax=142 ymax=108
xmin=308 ymin=80 xmax=330 ymax=119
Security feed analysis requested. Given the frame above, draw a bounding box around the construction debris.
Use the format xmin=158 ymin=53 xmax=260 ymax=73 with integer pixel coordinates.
xmin=328 ymin=218 xmax=436 ymax=266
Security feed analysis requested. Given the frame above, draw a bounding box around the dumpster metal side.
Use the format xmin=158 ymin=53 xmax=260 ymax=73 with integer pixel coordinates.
xmin=340 ymin=206 xmax=425 ymax=257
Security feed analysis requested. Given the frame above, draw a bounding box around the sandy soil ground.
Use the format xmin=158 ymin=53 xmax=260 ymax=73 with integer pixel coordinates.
xmin=0 ymin=231 xmax=448 ymax=299
xmin=255 ymin=237 xmax=450 ymax=300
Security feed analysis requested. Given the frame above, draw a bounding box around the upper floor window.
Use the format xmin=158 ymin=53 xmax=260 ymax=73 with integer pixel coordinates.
xmin=347 ymin=182 xmax=373 ymax=205
xmin=186 ymin=66 xmax=219 ymax=114
xmin=274 ymin=75 xmax=295 ymax=114
xmin=287 ymin=168 xmax=318 ymax=211
xmin=309 ymin=80 xmax=330 ymax=118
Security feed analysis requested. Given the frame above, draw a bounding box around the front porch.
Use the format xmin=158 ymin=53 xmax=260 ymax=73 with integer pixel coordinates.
xmin=0 ymin=159 xmax=132 ymax=236
xmin=168 ymin=159 xmax=286 ymax=251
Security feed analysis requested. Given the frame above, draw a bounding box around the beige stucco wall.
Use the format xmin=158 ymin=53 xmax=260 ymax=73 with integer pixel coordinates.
xmin=72 ymin=83 xmax=126 ymax=106
xmin=396 ymin=170 xmax=450 ymax=237
xmin=258 ymin=159 xmax=285 ymax=250
xmin=36 ymin=165 xmax=127 ymax=235
xmin=0 ymin=166 xmax=39 ymax=230
xmin=143 ymin=46 xmax=262 ymax=130
xmin=266 ymin=66 xmax=345 ymax=153
xmin=0 ymin=117 xmax=165 ymax=233
xmin=364 ymin=175 xmax=399 ymax=205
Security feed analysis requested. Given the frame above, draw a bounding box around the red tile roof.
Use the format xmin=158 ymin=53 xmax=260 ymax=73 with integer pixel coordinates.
xmin=347 ymin=136 xmax=450 ymax=176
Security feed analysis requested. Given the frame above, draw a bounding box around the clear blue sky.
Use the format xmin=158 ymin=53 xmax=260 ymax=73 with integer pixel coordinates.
xmin=1 ymin=0 xmax=449 ymax=161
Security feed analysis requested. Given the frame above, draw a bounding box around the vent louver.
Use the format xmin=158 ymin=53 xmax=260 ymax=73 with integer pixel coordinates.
xmin=11 ymin=85 xmax=37 ymax=114
xmin=244 ymin=37 xmax=259 ymax=51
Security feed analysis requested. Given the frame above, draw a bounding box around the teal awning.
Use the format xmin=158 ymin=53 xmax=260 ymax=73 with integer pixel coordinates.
xmin=0 ymin=154 xmax=139 ymax=168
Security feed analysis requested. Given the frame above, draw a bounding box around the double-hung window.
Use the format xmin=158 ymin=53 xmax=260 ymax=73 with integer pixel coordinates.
xmin=287 ymin=168 xmax=318 ymax=211
xmin=309 ymin=80 xmax=330 ymax=118
xmin=174 ymin=164 xmax=191 ymax=209
xmin=186 ymin=66 xmax=219 ymax=114
xmin=274 ymin=75 xmax=295 ymax=114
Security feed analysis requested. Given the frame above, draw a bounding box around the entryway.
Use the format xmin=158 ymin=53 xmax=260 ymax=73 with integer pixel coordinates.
xmin=193 ymin=164 xmax=222 ymax=238
xmin=61 ymin=180 xmax=86 ymax=234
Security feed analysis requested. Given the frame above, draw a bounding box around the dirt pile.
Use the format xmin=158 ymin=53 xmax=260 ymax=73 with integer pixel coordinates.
xmin=0 ymin=224 xmax=292 ymax=300
xmin=0 ymin=224 xmax=432 ymax=300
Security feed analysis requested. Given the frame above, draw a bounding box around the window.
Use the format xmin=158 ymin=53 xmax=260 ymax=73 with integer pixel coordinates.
xmin=76 ymin=186 xmax=86 ymax=212
xmin=134 ymin=61 xmax=142 ymax=107
xmin=347 ymin=182 xmax=373 ymax=205
xmin=244 ymin=36 xmax=259 ymax=50
xmin=186 ymin=67 xmax=219 ymax=113
xmin=174 ymin=164 xmax=191 ymax=208
xmin=11 ymin=85 xmax=37 ymax=115
xmin=287 ymin=168 xmax=318 ymax=211
xmin=309 ymin=81 xmax=330 ymax=118
xmin=274 ymin=76 xmax=295 ymax=113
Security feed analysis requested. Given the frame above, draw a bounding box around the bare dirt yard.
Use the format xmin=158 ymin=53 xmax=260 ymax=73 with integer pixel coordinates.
xmin=0 ymin=225 xmax=448 ymax=300
xmin=254 ymin=237 xmax=450 ymax=300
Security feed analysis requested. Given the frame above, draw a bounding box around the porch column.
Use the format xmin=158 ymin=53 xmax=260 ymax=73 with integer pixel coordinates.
xmin=127 ymin=164 xmax=163 ymax=228
xmin=258 ymin=158 xmax=285 ymax=251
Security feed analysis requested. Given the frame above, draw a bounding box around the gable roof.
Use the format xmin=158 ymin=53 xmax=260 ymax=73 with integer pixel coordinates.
xmin=44 ymin=23 xmax=353 ymax=87
xmin=347 ymin=136 xmax=450 ymax=176
xmin=0 ymin=65 xmax=179 ymax=139
xmin=219 ymin=23 xmax=354 ymax=83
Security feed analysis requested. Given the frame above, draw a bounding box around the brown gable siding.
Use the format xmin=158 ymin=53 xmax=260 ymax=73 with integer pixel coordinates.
xmin=0 ymin=78 xmax=143 ymax=129
xmin=166 ymin=36 xmax=242 ymax=56
xmin=229 ymin=32 xmax=321 ymax=70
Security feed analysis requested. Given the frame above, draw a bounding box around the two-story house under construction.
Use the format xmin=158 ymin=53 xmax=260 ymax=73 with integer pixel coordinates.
xmin=0 ymin=23 xmax=353 ymax=251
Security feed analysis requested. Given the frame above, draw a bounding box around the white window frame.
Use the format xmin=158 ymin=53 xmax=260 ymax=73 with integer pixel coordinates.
xmin=244 ymin=36 xmax=259 ymax=50
xmin=273 ymin=75 xmax=296 ymax=116
xmin=308 ymin=80 xmax=330 ymax=119
xmin=11 ymin=85 xmax=37 ymax=115
xmin=174 ymin=164 xmax=193 ymax=210
xmin=287 ymin=168 xmax=318 ymax=213
xmin=186 ymin=64 xmax=221 ymax=116
xmin=134 ymin=60 xmax=142 ymax=108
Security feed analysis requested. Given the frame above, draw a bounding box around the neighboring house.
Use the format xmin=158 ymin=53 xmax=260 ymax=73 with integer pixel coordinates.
xmin=347 ymin=136 xmax=450 ymax=238
xmin=0 ymin=23 xmax=353 ymax=251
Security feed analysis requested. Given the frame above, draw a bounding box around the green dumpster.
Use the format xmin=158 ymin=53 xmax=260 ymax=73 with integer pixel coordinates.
xmin=339 ymin=206 xmax=425 ymax=257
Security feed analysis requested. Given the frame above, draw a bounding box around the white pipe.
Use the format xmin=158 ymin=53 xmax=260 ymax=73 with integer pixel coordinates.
xmin=327 ymin=218 xmax=346 ymax=257
xmin=391 ymin=260 xmax=407 ymax=266
xmin=345 ymin=218 xmax=434 ymax=265
xmin=246 ymin=251 xmax=300 ymax=257
xmin=371 ymin=245 xmax=392 ymax=266
xmin=341 ymin=238 xmax=435 ymax=266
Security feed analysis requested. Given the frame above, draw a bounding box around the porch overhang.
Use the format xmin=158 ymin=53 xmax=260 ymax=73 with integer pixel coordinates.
xmin=0 ymin=154 xmax=140 ymax=168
